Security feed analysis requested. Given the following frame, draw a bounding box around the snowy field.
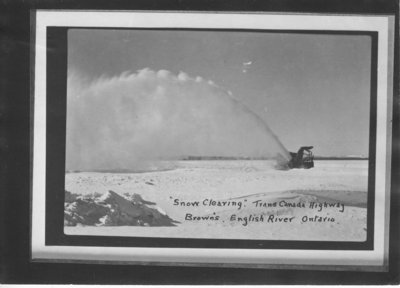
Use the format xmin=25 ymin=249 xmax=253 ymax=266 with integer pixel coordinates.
xmin=64 ymin=160 xmax=369 ymax=241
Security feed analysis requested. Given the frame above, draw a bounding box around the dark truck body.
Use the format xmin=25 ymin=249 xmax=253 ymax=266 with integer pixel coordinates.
xmin=288 ymin=146 xmax=314 ymax=169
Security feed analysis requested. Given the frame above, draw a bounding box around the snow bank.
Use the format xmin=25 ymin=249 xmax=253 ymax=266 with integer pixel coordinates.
xmin=64 ymin=190 xmax=178 ymax=227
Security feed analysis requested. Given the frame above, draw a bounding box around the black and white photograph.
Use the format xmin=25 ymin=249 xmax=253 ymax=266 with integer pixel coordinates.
xmin=23 ymin=9 xmax=397 ymax=274
xmin=64 ymin=28 xmax=372 ymax=242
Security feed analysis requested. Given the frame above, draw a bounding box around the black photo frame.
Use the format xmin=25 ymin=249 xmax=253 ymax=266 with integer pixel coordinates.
xmin=2 ymin=0 xmax=399 ymax=284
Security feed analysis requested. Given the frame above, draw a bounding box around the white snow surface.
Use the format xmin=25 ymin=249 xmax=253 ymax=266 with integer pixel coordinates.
xmin=65 ymin=160 xmax=369 ymax=241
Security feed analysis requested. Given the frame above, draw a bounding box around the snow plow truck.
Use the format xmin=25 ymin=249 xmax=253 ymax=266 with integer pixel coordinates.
xmin=288 ymin=146 xmax=314 ymax=169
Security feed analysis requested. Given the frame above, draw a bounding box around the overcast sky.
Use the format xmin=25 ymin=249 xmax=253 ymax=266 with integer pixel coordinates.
xmin=68 ymin=29 xmax=371 ymax=157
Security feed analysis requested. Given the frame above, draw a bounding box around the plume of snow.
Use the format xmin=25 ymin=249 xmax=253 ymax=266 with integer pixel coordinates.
xmin=66 ymin=68 xmax=290 ymax=171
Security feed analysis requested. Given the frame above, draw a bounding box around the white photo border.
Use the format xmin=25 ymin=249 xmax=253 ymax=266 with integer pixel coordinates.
xmin=31 ymin=10 xmax=395 ymax=270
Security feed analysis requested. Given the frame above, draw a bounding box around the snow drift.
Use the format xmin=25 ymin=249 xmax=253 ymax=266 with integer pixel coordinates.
xmin=66 ymin=68 xmax=290 ymax=171
xmin=64 ymin=190 xmax=178 ymax=226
